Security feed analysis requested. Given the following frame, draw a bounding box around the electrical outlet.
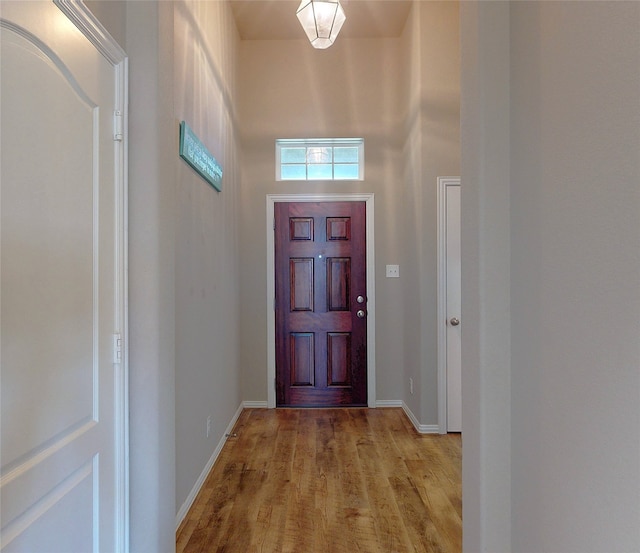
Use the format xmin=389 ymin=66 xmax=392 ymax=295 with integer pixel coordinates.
xmin=409 ymin=377 xmax=414 ymax=395
xmin=206 ymin=416 xmax=211 ymax=438
xmin=386 ymin=264 xmax=400 ymax=278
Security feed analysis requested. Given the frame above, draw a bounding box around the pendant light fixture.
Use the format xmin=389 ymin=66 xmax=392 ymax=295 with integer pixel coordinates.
xmin=296 ymin=0 xmax=346 ymax=49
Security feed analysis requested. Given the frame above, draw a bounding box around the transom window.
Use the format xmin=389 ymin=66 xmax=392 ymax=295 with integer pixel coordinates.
xmin=276 ymin=138 xmax=364 ymax=181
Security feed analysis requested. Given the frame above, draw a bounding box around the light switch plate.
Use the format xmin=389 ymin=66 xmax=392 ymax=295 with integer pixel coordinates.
xmin=386 ymin=264 xmax=400 ymax=278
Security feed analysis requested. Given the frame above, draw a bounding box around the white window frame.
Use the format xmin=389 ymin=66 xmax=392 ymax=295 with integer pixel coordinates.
xmin=276 ymin=138 xmax=364 ymax=181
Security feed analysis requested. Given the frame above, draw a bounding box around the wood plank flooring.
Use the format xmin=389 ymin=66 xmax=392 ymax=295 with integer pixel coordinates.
xmin=176 ymin=408 xmax=461 ymax=553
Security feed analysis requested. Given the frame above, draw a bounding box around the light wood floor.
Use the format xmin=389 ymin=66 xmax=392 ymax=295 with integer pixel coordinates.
xmin=177 ymin=408 xmax=461 ymax=553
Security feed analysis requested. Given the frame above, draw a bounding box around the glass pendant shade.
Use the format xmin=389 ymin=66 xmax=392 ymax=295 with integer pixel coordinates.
xmin=296 ymin=0 xmax=346 ymax=49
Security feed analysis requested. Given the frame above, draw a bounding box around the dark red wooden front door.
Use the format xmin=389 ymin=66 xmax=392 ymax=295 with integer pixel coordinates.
xmin=275 ymin=201 xmax=367 ymax=407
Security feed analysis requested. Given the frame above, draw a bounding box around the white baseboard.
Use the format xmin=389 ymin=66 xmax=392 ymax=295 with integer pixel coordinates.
xmin=175 ymin=402 xmax=245 ymax=529
xmin=401 ymin=402 xmax=439 ymax=434
xmin=375 ymin=399 xmax=403 ymax=407
xmin=376 ymin=400 xmax=439 ymax=434
xmin=242 ymin=400 xmax=268 ymax=409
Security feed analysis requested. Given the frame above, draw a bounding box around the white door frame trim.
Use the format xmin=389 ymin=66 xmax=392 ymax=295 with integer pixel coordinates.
xmin=53 ymin=2 xmax=129 ymax=549
xmin=437 ymin=177 xmax=461 ymax=434
xmin=266 ymin=193 xmax=376 ymax=409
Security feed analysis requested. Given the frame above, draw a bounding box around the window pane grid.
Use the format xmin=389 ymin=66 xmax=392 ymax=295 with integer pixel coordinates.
xmin=333 ymin=147 xmax=358 ymax=163
xmin=281 ymin=147 xmax=307 ymax=164
xmin=277 ymin=139 xmax=363 ymax=181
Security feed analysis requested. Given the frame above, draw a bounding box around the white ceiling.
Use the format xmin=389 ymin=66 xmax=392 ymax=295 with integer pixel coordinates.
xmin=229 ymin=0 xmax=414 ymax=41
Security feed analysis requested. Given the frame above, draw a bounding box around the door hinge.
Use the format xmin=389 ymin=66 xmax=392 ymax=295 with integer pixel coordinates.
xmin=113 ymin=110 xmax=124 ymax=142
xmin=113 ymin=333 xmax=123 ymax=364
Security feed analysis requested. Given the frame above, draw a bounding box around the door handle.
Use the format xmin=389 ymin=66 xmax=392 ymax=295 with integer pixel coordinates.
xmin=357 ymin=310 xmax=366 ymax=319
xmin=450 ymin=317 xmax=460 ymax=326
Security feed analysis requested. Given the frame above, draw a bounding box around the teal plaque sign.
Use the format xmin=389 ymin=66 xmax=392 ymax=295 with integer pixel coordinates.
xmin=179 ymin=121 xmax=223 ymax=191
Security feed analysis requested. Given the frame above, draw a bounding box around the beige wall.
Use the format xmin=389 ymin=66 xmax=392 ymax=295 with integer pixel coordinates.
xmin=173 ymin=0 xmax=242 ymax=517
xmin=509 ymin=2 xmax=640 ymax=550
xmin=125 ymin=3 xmax=178 ymax=551
xmin=401 ymin=1 xmax=460 ymax=423
xmin=462 ymin=2 xmax=640 ymax=551
xmin=238 ymin=2 xmax=460 ymax=417
xmin=460 ymin=2 xmax=512 ymax=550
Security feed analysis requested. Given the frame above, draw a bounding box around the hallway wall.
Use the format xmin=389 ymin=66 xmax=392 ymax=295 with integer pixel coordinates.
xmin=508 ymin=3 xmax=640 ymax=550
xmin=461 ymin=2 xmax=640 ymax=551
xmin=173 ymin=0 xmax=242 ymax=520
xmin=125 ymin=4 xmax=177 ymax=551
xmin=400 ymin=1 xmax=460 ymax=425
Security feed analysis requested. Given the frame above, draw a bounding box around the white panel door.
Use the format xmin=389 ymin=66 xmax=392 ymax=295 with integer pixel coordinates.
xmin=0 ymin=2 xmax=126 ymax=551
xmin=446 ymin=183 xmax=462 ymax=432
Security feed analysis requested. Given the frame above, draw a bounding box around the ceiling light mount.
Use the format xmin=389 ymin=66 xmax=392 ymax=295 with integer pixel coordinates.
xmin=296 ymin=0 xmax=346 ymax=49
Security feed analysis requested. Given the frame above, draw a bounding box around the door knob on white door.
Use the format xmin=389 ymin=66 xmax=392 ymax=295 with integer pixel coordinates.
xmin=450 ymin=317 xmax=460 ymax=326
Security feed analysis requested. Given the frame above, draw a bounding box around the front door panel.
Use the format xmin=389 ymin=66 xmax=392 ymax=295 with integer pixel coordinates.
xmin=275 ymin=202 xmax=367 ymax=406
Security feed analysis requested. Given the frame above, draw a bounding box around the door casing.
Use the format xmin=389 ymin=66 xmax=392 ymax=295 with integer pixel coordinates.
xmin=267 ymin=194 xmax=375 ymax=408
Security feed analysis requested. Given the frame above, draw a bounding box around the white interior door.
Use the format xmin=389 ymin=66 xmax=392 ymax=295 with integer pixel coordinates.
xmin=445 ymin=182 xmax=462 ymax=432
xmin=1 ymin=2 xmax=127 ymax=551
